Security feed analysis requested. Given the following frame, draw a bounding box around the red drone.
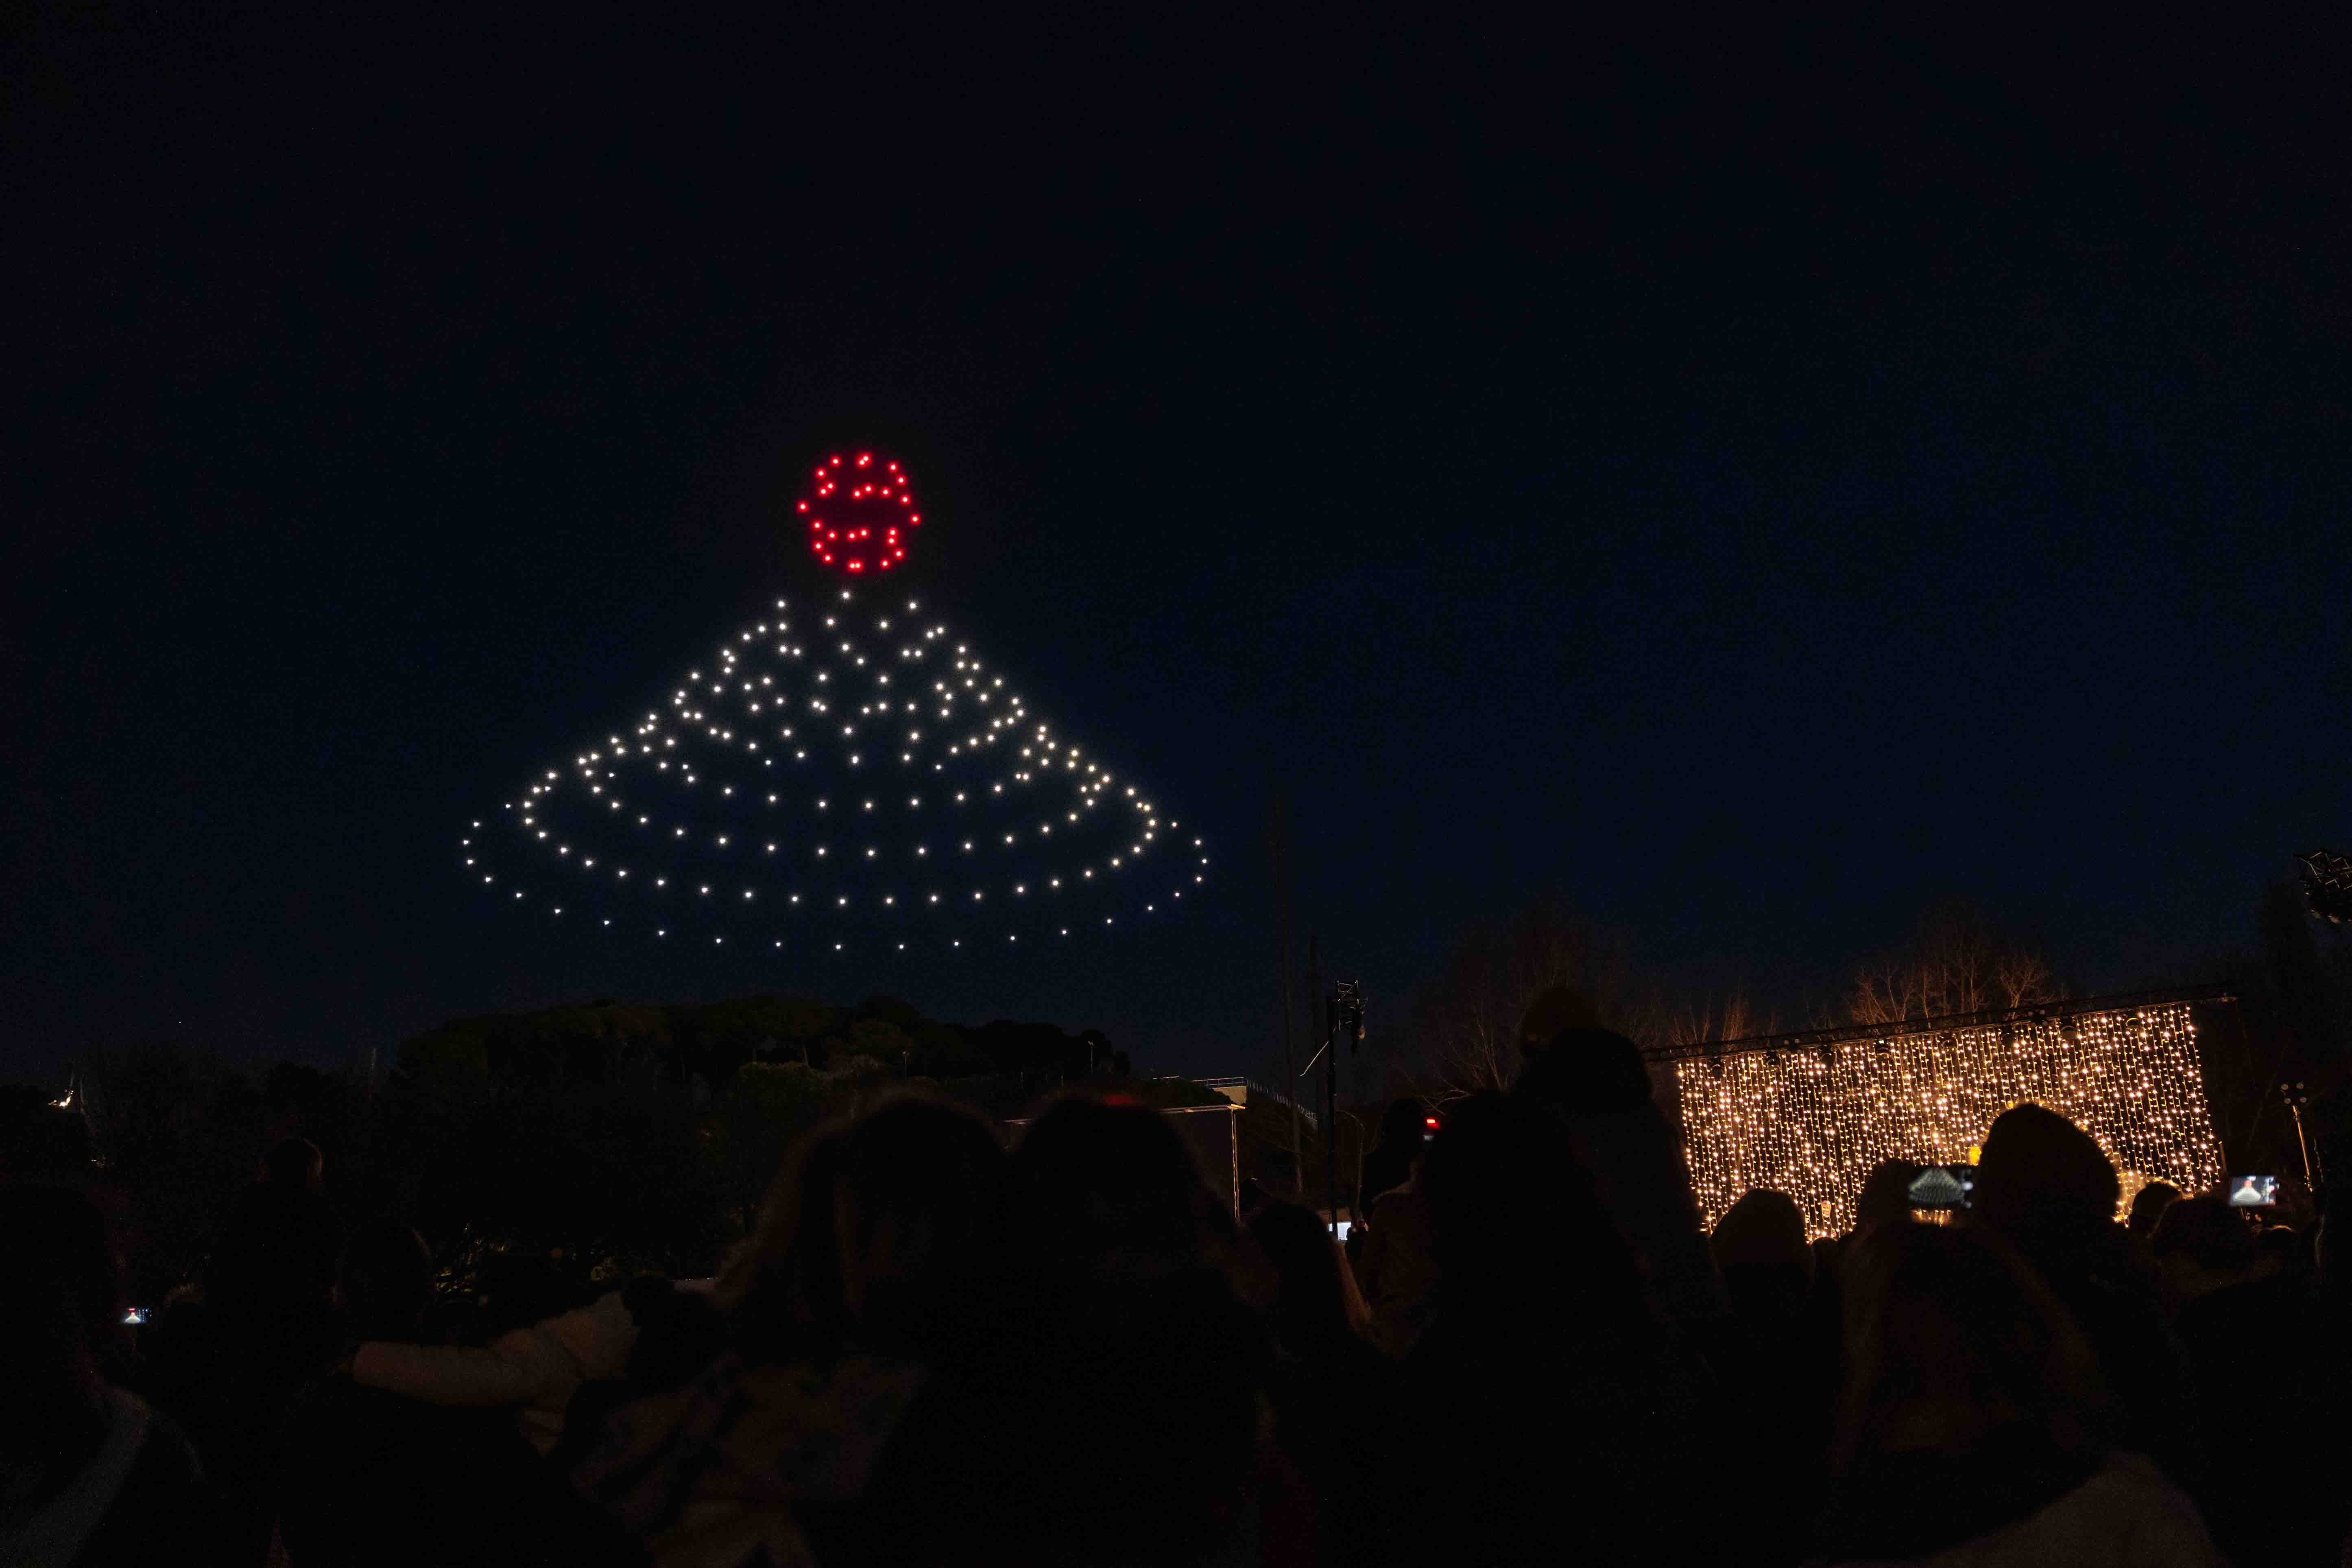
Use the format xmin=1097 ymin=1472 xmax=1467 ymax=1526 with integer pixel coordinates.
xmin=796 ymin=452 xmax=919 ymax=573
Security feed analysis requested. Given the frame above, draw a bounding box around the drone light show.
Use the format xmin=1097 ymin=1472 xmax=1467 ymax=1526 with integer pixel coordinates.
xmin=463 ymin=452 xmax=1207 ymax=955
xmin=799 ymin=450 xmax=917 ymax=572
xmin=1653 ymin=993 xmax=2226 ymax=1239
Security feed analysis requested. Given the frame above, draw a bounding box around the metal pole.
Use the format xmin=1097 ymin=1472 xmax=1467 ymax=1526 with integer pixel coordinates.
xmin=2283 ymin=1082 xmax=2318 ymax=1191
xmin=1309 ymin=934 xmax=1325 ymax=1223
xmin=1273 ymin=792 xmax=1302 ymax=1194
xmin=1325 ymin=995 xmax=1339 ymax=1239
xmin=1229 ymin=1103 xmax=1242 ymax=1225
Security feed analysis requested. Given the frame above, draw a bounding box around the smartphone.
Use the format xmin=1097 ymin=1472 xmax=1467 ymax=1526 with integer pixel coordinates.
xmin=2226 ymin=1175 xmax=2279 ymax=1208
xmin=1905 ymin=1164 xmax=1974 ymax=1211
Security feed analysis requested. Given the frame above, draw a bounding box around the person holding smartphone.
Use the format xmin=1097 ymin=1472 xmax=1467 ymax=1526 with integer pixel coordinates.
xmin=0 ymin=1189 xmax=220 ymax=1566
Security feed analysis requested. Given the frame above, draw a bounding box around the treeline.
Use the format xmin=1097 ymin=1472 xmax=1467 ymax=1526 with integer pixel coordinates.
xmin=399 ymin=992 xmax=1128 ymax=1090
xmin=20 ymin=994 xmax=1170 ymax=1341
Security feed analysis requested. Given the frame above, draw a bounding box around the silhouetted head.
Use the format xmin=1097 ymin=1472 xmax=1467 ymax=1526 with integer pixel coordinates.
xmin=1008 ymin=1093 xmax=1221 ymax=1274
xmin=2125 ymin=1180 xmax=2181 ymax=1238
xmin=1376 ymin=1098 xmax=1430 ymax=1151
xmin=208 ymin=1180 xmax=342 ymax=1314
xmin=338 ymin=1217 xmax=432 ymax=1341
xmin=2148 ymin=1193 xmax=2254 ymax=1298
xmin=1971 ymin=1104 xmax=2118 ymax=1234
xmin=1421 ymin=1091 xmax=1640 ymax=1324
xmin=830 ymin=1094 xmax=1006 ymax=1348
xmin=1832 ymin=1222 xmax=2101 ymax=1477
xmin=1713 ymin=1188 xmax=1813 ymax=1317
xmin=1855 ymin=1160 xmax=1927 ymax=1238
xmin=2256 ymin=1224 xmax=2298 ymax=1274
xmin=1360 ymin=1099 xmax=1433 ymax=1209
xmin=722 ymin=1125 xmax=852 ymax=1358
xmin=1513 ymin=1028 xmax=1652 ymax=1114
xmin=263 ymin=1135 xmax=325 ymax=1192
xmin=1246 ymin=1198 xmax=1361 ymax=1356
xmin=1516 ymin=985 xmax=1603 ymax=1056
xmin=861 ymin=1096 xmax=1266 ymax=1564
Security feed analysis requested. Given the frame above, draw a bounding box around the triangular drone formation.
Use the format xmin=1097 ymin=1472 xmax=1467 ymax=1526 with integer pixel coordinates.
xmin=462 ymin=451 xmax=1208 ymax=955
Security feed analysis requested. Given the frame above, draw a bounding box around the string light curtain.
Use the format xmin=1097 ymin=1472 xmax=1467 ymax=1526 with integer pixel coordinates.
xmin=1667 ymin=1000 xmax=2225 ymax=1239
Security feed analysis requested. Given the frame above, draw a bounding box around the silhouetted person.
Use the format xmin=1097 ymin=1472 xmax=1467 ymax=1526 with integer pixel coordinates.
xmin=2127 ymin=1180 xmax=2182 ymax=1240
xmin=211 ymin=1169 xmax=344 ymax=1318
xmin=341 ymin=1218 xmax=435 ymax=1338
xmin=2254 ymin=1222 xmax=2297 ymax=1279
xmin=1513 ymin=981 xmax=1603 ymax=1053
xmin=277 ymin=1218 xmax=611 ymax=1566
xmin=2321 ymin=1205 xmax=2352 ymax=1567
xmin=1817 ymin=1223 xmax=2220 ymax=1564
xmin=1969 ymin=1103 xmax=2195 ymax=1485
xmin=561 ymin=1118 xmax=856 ymax=1550
xmin=2160 ymin=1197 xmax=2345 ymax=1564
xmin=1813 ymin=1158 xmax=1937 ymax=1449
xmin=262 ymin=1135 xmax=326 ymax=1193
xmin=716 ymin=1123 xmax=853 ymax=1356
xmin=573 ymin=1094 xmax=1023 ymax=1566
xmin=1714 ymin=1189 xmax=1813 ymax=1321
xmin=1247 ymin=1197 xmax=1398 ymax=1566
xmin=544 ymin=1274 xmax=731 ymax=1479
xmin=554 ymin=1124 xmax=857 ymax=1560
xmin=2147 ymin=1194 xmax=2253 ymax=1305
xmin=1403 ymin=1091 xmax=1713 ymax=1566
xmin=0 ymin=1186 xmax=219 ymax=1566
xmin=833 ymin=1093 xmax=1266 ymax=1566
xmin=142 ymin=1153 xmax=347 ymax=1560
xmin=1248 ymin=1197 xmax=1371 ymax=1358
xmin=1355 ymin=1136 xmax=1438 ymax=1359
xmin=1710 ymin=1189 xmax=1836 ymax=1566
xmin=1358 ymin=1099 xmax=1429 ymax=1210
xmin=1514 ymin=1023 xmax=1726 ymax=1328
xmin=355 ymin=1256 xmax=728 ymax=1457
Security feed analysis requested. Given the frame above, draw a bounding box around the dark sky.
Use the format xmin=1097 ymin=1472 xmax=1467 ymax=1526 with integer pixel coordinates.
xmin=8 ymin=11 xmax=2349 ymax=1085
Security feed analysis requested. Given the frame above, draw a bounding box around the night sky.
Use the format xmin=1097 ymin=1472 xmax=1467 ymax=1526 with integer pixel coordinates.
xmin=8 ymin=12 xmax=2349 ymax=1084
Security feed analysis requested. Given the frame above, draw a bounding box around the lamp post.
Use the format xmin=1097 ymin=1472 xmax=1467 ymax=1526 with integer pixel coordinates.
xmin=1324 ymin=981 xmax=1366 ymax=1238
xmin=2286 ymin=853 xmax=2340 ymax=1195
xmin=2298 ymin=850 xmax=2352 ymax=924
xmin=2282 ymin=1081 xmax=2319 ymax=1190
xmin=1298 ymin=976 xmax=1365 ymax=1238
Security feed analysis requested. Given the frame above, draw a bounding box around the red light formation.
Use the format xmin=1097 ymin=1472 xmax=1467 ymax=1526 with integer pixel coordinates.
xmin=795 ymin=451 xmax=920 ymax=574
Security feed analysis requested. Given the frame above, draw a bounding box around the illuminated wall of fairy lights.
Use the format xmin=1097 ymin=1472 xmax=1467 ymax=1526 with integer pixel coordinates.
xmin=1672 ymin=1002 xmax=2224 ymax=1239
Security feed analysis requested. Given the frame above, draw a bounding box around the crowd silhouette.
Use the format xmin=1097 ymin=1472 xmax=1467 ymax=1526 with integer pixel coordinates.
xmin=6 ymin=1001 xmax=2347 ymax=1566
